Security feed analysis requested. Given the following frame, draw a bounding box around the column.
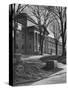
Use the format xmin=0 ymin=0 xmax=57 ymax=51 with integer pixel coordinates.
xmin=34 ymin=31 xmax=36 ymax=52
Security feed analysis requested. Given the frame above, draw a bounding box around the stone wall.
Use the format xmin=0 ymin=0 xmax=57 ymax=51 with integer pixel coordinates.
xmin=26 ymin=30 xmax=34 ymax=54
xmin=44 ymin=36 xmax=62 ymax=55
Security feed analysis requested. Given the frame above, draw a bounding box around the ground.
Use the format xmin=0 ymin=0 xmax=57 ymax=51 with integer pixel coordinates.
xmin=32 ymin=72 xmax=66 ymax=85
xmin=13 ymin=54 xmax=66 ymax=86
xmin=32 ymin=64 xmax=66 ymax=85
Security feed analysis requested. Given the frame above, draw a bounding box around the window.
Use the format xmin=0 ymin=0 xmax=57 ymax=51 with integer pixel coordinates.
xmin=22 ymin=45 xmax=24 ymax=49
xmin=22 ymin=33 xmax=25 ymax=39
xmin=29 ymin=35 xmax=32 ymax=40
xmin=16 ymin=44 xmax=18 ymax=49
xmin=29 ymin=32 xmax=33 ymax=40
xmin=29 ymin=44 xmax=31 ymax=49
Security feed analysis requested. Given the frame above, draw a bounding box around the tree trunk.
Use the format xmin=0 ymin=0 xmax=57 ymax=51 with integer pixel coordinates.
xmin=39 ymin=25 xmax=43 ymax=55
xmin=60 ymin=17 xmax=66 ymax=56
xmin=55 ymin=39 xmax=58 ymax=55
xmin=40 ymin=38 xmax=43 ymax=55
xmin=39 ymin=33 xmax=43 ymax=55
xmin=62 ymin=38 xmax=66 ymax=56
xmin=56 ymin=41 xmax=58 ymax=55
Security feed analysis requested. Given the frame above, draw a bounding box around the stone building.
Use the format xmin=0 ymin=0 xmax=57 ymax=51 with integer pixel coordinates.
xmin=43 ymin=36 xmax=62 ymax=55
xmin=14 ymin=13 xmax=62 ymax=55
xmin=15 ymin=24 xmax=49 ymax=54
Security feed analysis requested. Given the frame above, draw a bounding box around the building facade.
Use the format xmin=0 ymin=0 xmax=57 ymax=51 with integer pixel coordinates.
xmin=44 ymin=36 xmax=62 ymax=55
xmin=14 ymin=13 xmax=62 ymax=55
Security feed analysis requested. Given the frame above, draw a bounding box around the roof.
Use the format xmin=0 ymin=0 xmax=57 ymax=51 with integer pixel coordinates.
xmin=27 ymin=26 xmax=38 ymax=32
xmin=27 ymin=26 xmax=37 ymax=29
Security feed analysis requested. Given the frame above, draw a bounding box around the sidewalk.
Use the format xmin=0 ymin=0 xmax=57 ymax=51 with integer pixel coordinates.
xmin=32 ymin=65 xmax=66 ymax=85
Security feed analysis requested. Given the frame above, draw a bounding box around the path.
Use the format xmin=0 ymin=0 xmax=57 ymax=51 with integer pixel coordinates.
xmin=32 ymin=64 xmax=66 ymax=85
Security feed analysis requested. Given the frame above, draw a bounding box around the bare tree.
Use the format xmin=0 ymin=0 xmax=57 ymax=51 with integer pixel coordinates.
xmin=27 ymin=5 xmax=56 ymax=55
xmin=11 ymin=4 xmax=61 ymax=55
xmin=52 ymin=20 xmax=60 ymax=55
xmin=46 ymin=6 xmax=66 ymax=56
xmin=10 ymin=4 xmax=28 ymax=53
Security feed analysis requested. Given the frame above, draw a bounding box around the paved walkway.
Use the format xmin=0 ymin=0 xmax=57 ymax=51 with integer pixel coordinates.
xmin=32 ymin=64 xmax=66 ymax=85
xmin=32 ymin=72 xmax=66 ymax=85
